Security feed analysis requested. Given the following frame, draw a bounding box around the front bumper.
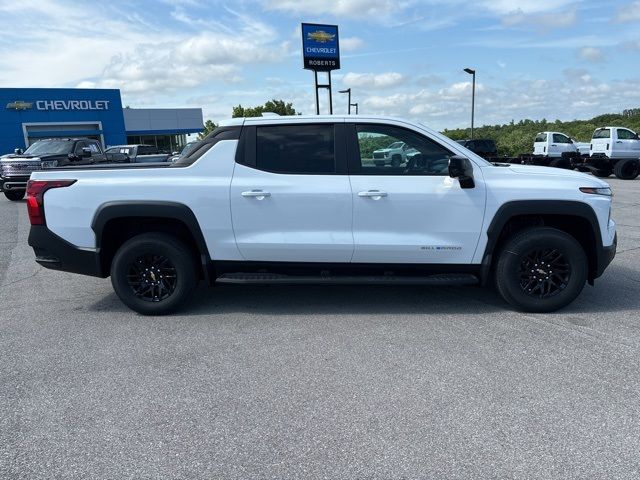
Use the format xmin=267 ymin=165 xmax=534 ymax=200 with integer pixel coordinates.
xmin=595 ymin=233 xmax=617 ymax=279
xmin=28 ymin=225 xmax=105 ymax=277
xmin=0 ymin=175 xmax=29 ymax=192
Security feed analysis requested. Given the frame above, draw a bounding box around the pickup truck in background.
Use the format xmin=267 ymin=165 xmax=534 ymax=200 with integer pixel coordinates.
xmin=581 ymin=127 xmax=640 ymax=179
xmin=456 ymin=139 xmax=498 ymax=160
xmin=372 ymin=141 xmax=418 ymax=166
xmin=522 ymin=131 xmax=590 ymax=169
xmin=105 ymin=144 xmax=171 ymax=164
xmin=27 ymin=115 xmax=616 ymax=316
xmin=0 ymin=138 xmax=127 ymax=201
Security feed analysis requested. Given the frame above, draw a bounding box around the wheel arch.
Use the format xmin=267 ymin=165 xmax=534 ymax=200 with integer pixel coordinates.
xmin=91 ymin=201 xmax=212 ymax=281
xmin=481 ymin=200 xmax=603 ymax=285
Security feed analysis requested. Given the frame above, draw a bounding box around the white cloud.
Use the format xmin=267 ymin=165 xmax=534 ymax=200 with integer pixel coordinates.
xmin=614 ymin=1 xmax=640 ymax=22
xmin=577 ymin=46 xmax=604 ymax=62
xmin=502 ymin=9 xmax=577 ymax=28
xmin=265 ymin=0 xmax=397 ymax=18
xmin=342 ymin=72 xmax=405 ymax=88
xmin=478 ymin=0 xmax=579 ymax=15
xmin=341 ymin=37 xmax=365 ymax=52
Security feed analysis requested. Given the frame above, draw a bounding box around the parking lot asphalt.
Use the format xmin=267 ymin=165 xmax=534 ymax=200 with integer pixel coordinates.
xmin=1 ymin=178 xmax=640 ymax=479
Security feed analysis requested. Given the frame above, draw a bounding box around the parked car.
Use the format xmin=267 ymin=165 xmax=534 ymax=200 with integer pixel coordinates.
xmin=28 ymin=115 xmax=616 ymax=315
xmin=578 ymin=127 xmax=640 ymax=179
xmin=105 ymin=144 xmax=170 ymax=163
xmin=456 ymin=139 xmax=498 ymax=159
xmin=0 ymin=138 xmax=126 ymax=201
xmin=533 ymin=132 xmax=589 ymax=159
xmin=168 ymin=141 xmax=199 ymax=163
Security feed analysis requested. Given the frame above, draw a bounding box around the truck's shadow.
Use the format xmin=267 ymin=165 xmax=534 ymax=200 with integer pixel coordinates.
xmin=91 ymin=263 xmax=639 ymax=316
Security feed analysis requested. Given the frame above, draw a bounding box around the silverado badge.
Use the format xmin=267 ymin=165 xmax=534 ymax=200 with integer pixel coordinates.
xmin=6 ymin=100 xmax=33 ymax=111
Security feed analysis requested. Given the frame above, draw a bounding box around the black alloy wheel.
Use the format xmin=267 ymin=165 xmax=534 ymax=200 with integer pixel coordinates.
xmin=518 ymin=248 xmax=571 ymax=299
xmin=127 ymin=253 xmax=178 ymax=302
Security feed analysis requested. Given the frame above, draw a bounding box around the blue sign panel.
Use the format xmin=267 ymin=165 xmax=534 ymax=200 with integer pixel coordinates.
xmin=0 ymin=88 xmax=127 ymax=153
xmin=302 ymin=23 xmax=340 ymax=71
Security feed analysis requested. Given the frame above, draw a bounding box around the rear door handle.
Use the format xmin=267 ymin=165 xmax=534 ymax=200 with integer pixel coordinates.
xmin=358 ymin=190 xmax=388 ymax=198
xmin=241 ymin=190 xmax=271 ymax=199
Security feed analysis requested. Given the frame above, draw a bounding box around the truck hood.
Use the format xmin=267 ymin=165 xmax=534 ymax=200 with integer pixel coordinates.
xmin=506 ymin=164 xmax=609 ymax=187
xmin=373 ymin=148 xmax=392 ymax=153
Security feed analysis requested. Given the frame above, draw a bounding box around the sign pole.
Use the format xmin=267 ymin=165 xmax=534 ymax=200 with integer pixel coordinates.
xmin=328 ymin=71 xmax=333 ymax=115
xmin=314 ymin=71 xmax=320 ymax=115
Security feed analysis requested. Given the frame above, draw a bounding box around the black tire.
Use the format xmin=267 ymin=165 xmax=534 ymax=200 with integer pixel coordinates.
xmin=110 ymin=233 xmax=198 ymax=315
xmin=495 ymin=227 xmax=587 ymax=313
xmin=4 ymin=190 xmax=25 ymax=201
xmin=592 ymin=169 xmax=612 ymax=178
xmin=391 ymin=154 xmax=402 ymax=167
xmin=613 ymin=158 xmax=640 ymax=180
xmin=549 ymin=158 xmax=571 ymax=169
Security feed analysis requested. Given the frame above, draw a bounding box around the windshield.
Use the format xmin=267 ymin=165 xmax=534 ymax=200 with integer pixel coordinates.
xmin=24 ymin=140 xmax=73 ymax=155
xmin=593 ymin=128 xmax=610 ymax=139
xmin=387 ymin=142 xmax=404 ymax=149
xmin=534 ymin=133 xmax=547 ymax=143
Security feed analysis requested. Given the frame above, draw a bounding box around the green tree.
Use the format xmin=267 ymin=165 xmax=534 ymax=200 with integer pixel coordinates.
xmin=198 ymin=119 xmax=218 ymax=140
xmin=232 ymin=99 xmax=298 ymax=118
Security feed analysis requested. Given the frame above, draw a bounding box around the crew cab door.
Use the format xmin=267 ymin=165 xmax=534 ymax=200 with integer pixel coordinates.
xmin=230 ymin=123 xmax=353 ymax=262
xmin=347 ymin=122 xmax=486 ymax=264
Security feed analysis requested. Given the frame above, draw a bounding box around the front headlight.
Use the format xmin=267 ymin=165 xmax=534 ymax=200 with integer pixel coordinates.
xmin=41 ymin=160 xmax=58 ymax=169
xmin=580 ymin=187 xmax=612 ymax=196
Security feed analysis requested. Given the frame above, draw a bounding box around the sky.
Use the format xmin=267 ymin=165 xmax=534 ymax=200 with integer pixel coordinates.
xmin=0 ymin=0 xmax=639 ymax=130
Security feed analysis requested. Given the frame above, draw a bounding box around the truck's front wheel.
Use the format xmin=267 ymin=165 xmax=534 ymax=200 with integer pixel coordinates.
xmin=495 ymin=227 xmax=587 ymax=312
xmin=110 ymin=233 xmax=198 ymax=315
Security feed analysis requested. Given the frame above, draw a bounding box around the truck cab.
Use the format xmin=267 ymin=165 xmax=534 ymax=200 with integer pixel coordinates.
xmin=533 ymin=132 xmax=583 ymax=158
xmin=590 ymin=127 xmax=640 ymax=159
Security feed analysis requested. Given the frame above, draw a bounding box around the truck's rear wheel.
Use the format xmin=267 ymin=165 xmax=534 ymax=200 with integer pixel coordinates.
xmin=592 ymin=169 xmax=611 ymax=178
xmin=4 ymin=190 xmax=25 ymax=201
xmin=495 ymin=227 xmax=587 ymax=312
xmin=613 ymin=158 xmax=640 ymax=180
xmin=391 ymin=154 xmax=402 ymax=167
xmin=110 ymin=233 xmax=198 ymax=315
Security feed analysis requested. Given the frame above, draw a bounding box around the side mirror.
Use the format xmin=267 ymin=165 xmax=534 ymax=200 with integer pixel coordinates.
xmin=448 ymin=156 xmax=475 ymax=189
xmin=14 ymin=148 xmax=23 ymax=155
xmin=81 ymin=147 xmax=92 ymax=158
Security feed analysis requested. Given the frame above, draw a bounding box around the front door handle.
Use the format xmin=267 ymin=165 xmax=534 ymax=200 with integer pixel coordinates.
xmin=616 ymin=141 xmax=623 ymax=143
xmin=358 ymin=190 xmax=388 ymax=199
xmin=242 ymin=190 xmax=271 ymax=199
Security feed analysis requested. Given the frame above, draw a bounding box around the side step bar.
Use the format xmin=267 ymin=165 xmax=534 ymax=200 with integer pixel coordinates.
xmin=216 ymin=273 xmax=479 ymax=286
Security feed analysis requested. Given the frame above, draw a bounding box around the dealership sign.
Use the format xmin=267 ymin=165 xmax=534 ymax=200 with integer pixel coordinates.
xmin=6 ymin=100 xmax=110 ymax=111
xmin=301 ymin=23 xmax=340 ymax=71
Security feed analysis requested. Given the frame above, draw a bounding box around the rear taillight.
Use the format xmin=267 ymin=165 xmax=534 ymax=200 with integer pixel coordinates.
xmin=26 ymin=179 xmax=76 ymax=225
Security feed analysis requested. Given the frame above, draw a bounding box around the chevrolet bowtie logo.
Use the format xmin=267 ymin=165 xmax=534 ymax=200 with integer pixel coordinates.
xmin=6 ymin=100 xmax=33 ymax=110
xmin=307 ymin=30 xmax=335 ymax=43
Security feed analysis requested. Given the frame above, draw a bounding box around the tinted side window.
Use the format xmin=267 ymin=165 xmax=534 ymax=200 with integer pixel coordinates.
xmin=74 ymin=141 xmax=86 ymax=154
xmin=553 ymin=134 xmax=570 ymax=143
xmin=256 ymin=125 xmax=335 ymax=174
xmin=617 ymin=129 xmax=635 ymax=140
xmin=355 ymin=124 xmax=453 ymax=176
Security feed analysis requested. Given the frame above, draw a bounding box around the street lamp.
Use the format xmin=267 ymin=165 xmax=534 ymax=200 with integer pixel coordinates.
xmin=463 ymin=68 xmax=476 ymax=140
xmin=339 ymin=88 xmax=352 ymax=114
xmin=353 ymin=102 xmax=359 ymax=115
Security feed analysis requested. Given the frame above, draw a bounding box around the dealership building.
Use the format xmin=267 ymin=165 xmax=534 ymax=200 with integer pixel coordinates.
xmin=0 ymin=88 xmax=203 ymax=154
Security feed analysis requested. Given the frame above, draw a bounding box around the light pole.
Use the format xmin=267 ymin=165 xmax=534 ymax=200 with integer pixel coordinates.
xmin=339 ymin=88 xmax=352 ymax=114
xmin=353 ymin=102 xmax=359 ymax=114
xmin=463 ymin=68 xmax=476 ymax=140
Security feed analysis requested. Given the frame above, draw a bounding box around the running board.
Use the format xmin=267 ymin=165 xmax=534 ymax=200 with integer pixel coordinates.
xmin=216 ymin=273 xmax=479 ymax=286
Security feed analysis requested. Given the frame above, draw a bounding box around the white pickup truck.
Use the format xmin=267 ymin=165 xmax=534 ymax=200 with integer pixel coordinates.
xmin=590 ymin=126 xmax=640 ymax=158
xmin=582 ymin=127 xmax=640 ymax=180
xmin=530 ymin=131 xmax=589 ymax=169
xmin=27 ymin=115 xmax=617 ymax=315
